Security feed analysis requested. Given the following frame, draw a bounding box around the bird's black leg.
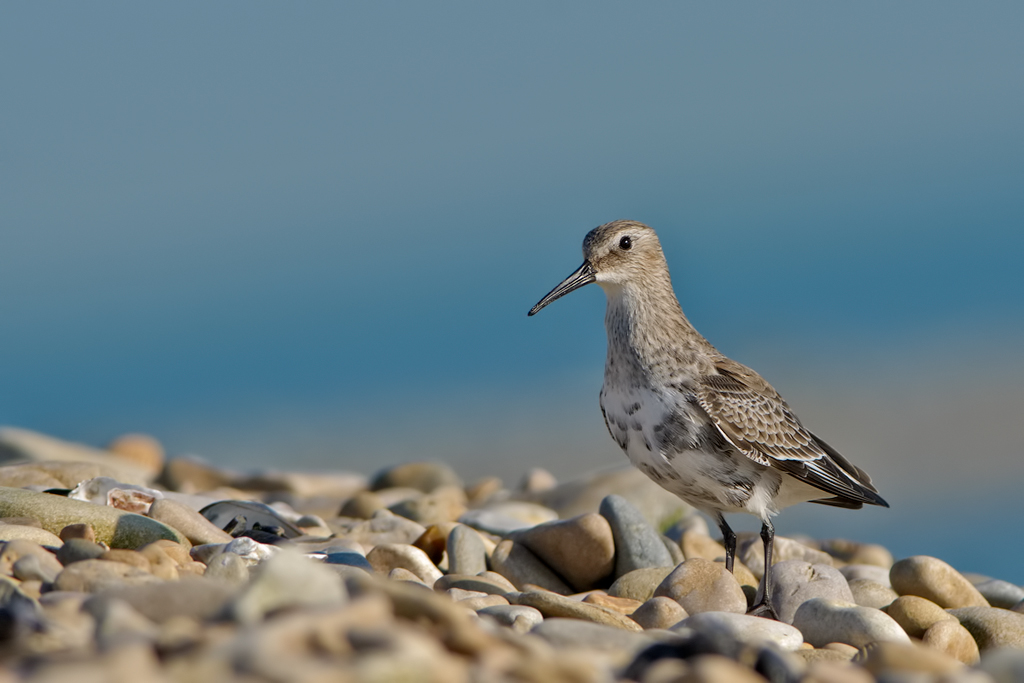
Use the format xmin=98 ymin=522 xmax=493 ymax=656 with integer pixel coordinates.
xmin=715 ymin=514 xmax=736 ymax=573
xmin=747 ymin=518 xmax=780 ymax=620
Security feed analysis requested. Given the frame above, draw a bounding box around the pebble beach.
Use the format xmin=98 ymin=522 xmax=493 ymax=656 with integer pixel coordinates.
xmin=2 ymin=426 xmax=1024 ymax=683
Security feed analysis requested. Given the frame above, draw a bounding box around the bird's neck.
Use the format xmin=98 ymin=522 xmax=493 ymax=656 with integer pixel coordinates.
xmin=601 ymin=281 xmax=717 ymax=385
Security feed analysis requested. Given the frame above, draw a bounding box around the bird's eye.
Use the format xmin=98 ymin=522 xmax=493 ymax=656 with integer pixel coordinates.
xmin=619 ymin=236 xmax=632 ymax=250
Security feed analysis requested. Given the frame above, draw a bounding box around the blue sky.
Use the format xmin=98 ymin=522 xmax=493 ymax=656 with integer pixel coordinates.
xmin=2 ymin=2 xmax=1023 ymax=563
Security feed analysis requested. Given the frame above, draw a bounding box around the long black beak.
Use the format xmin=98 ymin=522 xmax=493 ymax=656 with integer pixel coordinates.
xmin=528 ymin=261 xmax=596 ymax=316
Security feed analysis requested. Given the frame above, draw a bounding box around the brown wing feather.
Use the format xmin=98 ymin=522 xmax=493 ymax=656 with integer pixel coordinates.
xmin=696 ymin=358 xmax=888 ymax=508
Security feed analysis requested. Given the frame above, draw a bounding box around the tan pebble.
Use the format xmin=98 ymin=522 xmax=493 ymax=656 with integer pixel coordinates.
xmin=509 ymin=590 xmax=643 ymax=632
xmin=107 ymin=433 xmax=165 ymax=474
xmin=18 ymin=579 xmax=43 ymax=599
xmin=339 ymin=490 xmax=385 ymax=519
xmin=638 ymin=658 xmax=691 ymax=683
xmin=176 ymin=561 xmax=205 ymax=577
xmin=629 ymin=596 xmax=688 ymax=630
xmin=140 ymin=539 xmax=191 ymax=566
xmin=855 ymin=640 xmax=963 ymax=675
xmin=490 ymin=539 xmax=571 ymax=594
xmin=819 ymin=538 xmax=894 ymax=568
xmin=653 ymin=558 xmax=747 ymax=615
xmin=508 ymin=512 xmax=616 ymax=592
xmin=885 ymin=595 xmax=958 ymax=638
xmin=389 ymin=566 xmax=430 ymax=587
xmin=413 ymin=523 xmax=457 ymax=565
xmin=478 ymin=571 xmax=516 ymax=593
xmin=368 ymin=543 xmax=443 ymax=585
xmin=922 ymin=618 xmax=980 ymax=664
xmin=889 ymin=556 xmax=989 ymax=608
xmin=465 ymin=595 xmax=509 ymax=610
xmin=608 ymin=566 xmax=675 ymax=602
xmin=59 ymin=523 xmax=96 ymax=543
xmin=582 ymin=591 xmax=643 ymax=615
xmin=739 ymin=534 xmax=832 ymax=580
xmin=101 ymin=549 xmax=151 ymax=572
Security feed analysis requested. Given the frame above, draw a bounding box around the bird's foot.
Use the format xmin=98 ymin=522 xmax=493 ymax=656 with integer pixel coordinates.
xmin=746 ymin=600 xmax=780 ymax=620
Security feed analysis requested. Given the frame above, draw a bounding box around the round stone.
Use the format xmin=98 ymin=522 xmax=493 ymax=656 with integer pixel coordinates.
xmin=673 ymin=611 xmax=804 ymax=651
xmin=57 ymin=538 xmax=107 ymax=566
xmin=508 ymin=590 xmax=643 ymax=631
xmin=581 ymin=592 xmax=643 ymax=615
xmin=106 ymin=433 xmax=165 ymax=476
xmin=147 ymin=499 xmax=233 ymax=546
xmin=629 ymin=596 xmax=688 ymax=630
xmin=738 ymin=534 xmax=832 ymax=580
xmin=792 ymin=597 xmax=911 ymax=648
xmin=434 ymin=573 xmax=515 ymax=596
xmin=969 ymin=577 xmax=1024 ymax=609
xmin=228 ymin=549 xmax=347 ymax=624
xmin=818 ymin=539 xmax=893 ymax=568
xmin=922 ymin=618 xmax=980 ymax=664
xmin=608 ymin=566 xmax=674 ymax=602
xmin=848 ymin=578 xmax=898 ymax=610
xmin=884 ymin=595 xmax=957 ymax=638
xmin=653 ymin=558 xmax=747 ymax=615
xmin=0 ymin=524 xmax=63 ymax=547
xmin=389 ymin=486 xmax=467 ymax=526
xmin=53 ymin=559 xmax=158 ymax=592
xmin=489 ymin=540 xmax=571 ymax=594
xmin=365 ymin=543 xmax=443 ymax=585
xmin=598 ymin=494 xmax=673 ymax=578
xmin=204 ymin=551 xmax=250 ymax=584
xmin=949 ymin=606 xmax=1024 ymax=651
xmin=854 ymin=641 xmax=964 ymax=676
xmin=509 ymin=513 xmax=615 ymax=592
xmin=446 ymin=525 xmax=488 ymax=577
xmin=889 ymin=556 xmax=988 ymax=608
xmin=840 ymin=563 xmax=892 ymax=587
xmin=369 ymin=462 xmax=462 ymax=493
xmin=59 ymin=523 xmax=96 ymax=543
xmin=769 ymin=561 xmax=855 ymax=624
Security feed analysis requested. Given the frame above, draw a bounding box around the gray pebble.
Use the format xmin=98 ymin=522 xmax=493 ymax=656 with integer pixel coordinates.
xmin=447 ymin=525 xmax=487 ymax=576
xmin=458 ymin=509 xmax=533 ymax=535
xmin=56 ymin=538 xmax=106 ymax=566
xmin=12 ymin=554 xmax=59 ymax=583
xmin=970 ymin=577 xmax=1024 ymax=610
xmin=673 ymin=611 xmax=804 ymax=651
xmin=769 ymin=560 xmax=854 ymax=624
xmin=204 ymin=551 xmax=251 ymax=584
xmin=848 ymin=578 xmax=898 ymax=609
xmin=792 ymin=597 xmax=910 ymax=648
xmin=228 ymin=549 xmax=347 ymax=624
xmin=598 ymin=494 xmax=674 ymax=578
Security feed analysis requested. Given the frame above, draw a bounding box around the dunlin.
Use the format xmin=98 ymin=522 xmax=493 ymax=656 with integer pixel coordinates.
xmin=529 ymin=220 xmax=888 ymax=618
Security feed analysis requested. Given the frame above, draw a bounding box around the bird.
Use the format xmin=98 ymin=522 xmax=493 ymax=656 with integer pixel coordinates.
xmin=528 ymin=219 xmax=888 ymax=618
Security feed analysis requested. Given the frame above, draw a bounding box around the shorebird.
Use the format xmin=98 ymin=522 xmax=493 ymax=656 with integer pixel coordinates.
xmin=528 ymin=220 xmax=888 ymax=618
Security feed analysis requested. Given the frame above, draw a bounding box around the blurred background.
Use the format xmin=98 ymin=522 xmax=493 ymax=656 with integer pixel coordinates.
xmin=2 ymin=4 xmax=1022 ymax=578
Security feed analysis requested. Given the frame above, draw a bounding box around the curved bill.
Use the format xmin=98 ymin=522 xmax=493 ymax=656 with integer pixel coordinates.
xmin=528 ymin=261 xmax=596 ymax=316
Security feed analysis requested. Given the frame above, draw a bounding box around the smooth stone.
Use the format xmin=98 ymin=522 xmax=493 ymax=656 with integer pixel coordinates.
xmin=411 ymin=522 xmax=455 ymax=565
xmin=56 ymin=538 xmax=107 ymax=565
xmin=53 ymin=559 xmax=159 ymax=592
xmin=0 ymin=486 xmax=187 ymax=548
xmin=922 ymin=618 xmax=980 ymax=664
xmin=365 ymin=543 xmax=443 ymax=585
xmin=0 ymin=427 xmax=153 ymax=484
xmin=854 ymin=640 xmax=964 ymax=675
xmin=949 ymin=606 xmax=1024 ymax=651
xmin=653 ymin=558 xmax=747 ymax=615
xmin=331 ymin=509 xmax=428 ymax=546
xmin=140 ymin=539 xmax=191 ymax=566
xmin=389 ymin=486 xmax=467 ymax=526
xmin=490 ymin=540 xmax=571 ymax=594
xmin=792 ymin=597 xmax=911 ymax=648
xmin=147 ymin=498 xmax=233 ymax=546
xmin=229 ymin=549 xmax=347 ymax=624
xmin=0 ymin=464 xmax=66 ymax=489
xmin=203 ymin=551 xmax=250 ymax=584
xmin=890 ymin=556 xmax=989 ymax=608
xmin=840 ymin=563 xmax=892 ymax=587
xmin=460 ymin=594 xmax=508 ymax=610
xmin=339 ymin=490 xmax=386 ymax=519
xmin=0 ymin=539 xmax=63 ymax=578
xmin=885 ymin=595 xmax=958 ymax=638
xmin=970 ymin=578 xmax=1024 ymax=610
xmin=12 ymin=554 xmax=57 ymax=583
xmin=434 ymin=573 xmax=516 ymax=596
xmin=88 ymin=596 xmax=160 ymax=649
xmin=477 ymin=604 xmax=543 ymax=633
xmin=848 ymin=578 xmax=898 ymax=609
xmin=370 ymin=461 xmax=462 ymax=493
xmin=518 ymin=468 xmax=557 ymax=493
xmin=818 ymin=538 xmax=894 ymax=568
xmin=770 ymin=560 xmax=855 ymax=624
xmin=978 ymin=648 xmax=1024 ymax=683
xmin=323 ymin=551 xmax=374 ymax=572
xmin=389 ymin=567 xmax=430 ymax=587
xmin=738 ymin=534 xmax=833 ymax=580
xmin=673 ymin=611 xmax=804 ymax=651
xmin=599 ymin=494 xmax=674 ymax=578
xmin=509 ymin=513 xmax=615 ymax=592
xmin=661 ymin=535 xmax=684 ymax=565
xmin=101 ymin=549 xmax=152 ymax=571
xmin=509 ymin=590 xmax=643 ymax=631
xmin=59 ymin=523 xmax=96 ymax=543
xmin=0 ymin=524 xmax=63 ymax=547
xmin=630 ymin=596 xmax=689 ymax=630
xmin=608 ymin=566 xmax=675 ymax=602
xmin=582 ymin=591 xmax=643 ymax=615
xmin=680 ymin=530 xmax=729 ymax=563
xmin=447 ymin=524 xmax=488 ymax=576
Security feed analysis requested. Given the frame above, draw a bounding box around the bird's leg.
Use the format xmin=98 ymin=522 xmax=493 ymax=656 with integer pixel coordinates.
xmin=715 ymin=514 xmax=736 ymax=573
xmin=747 ymin=518 xmax=781 ymax=620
